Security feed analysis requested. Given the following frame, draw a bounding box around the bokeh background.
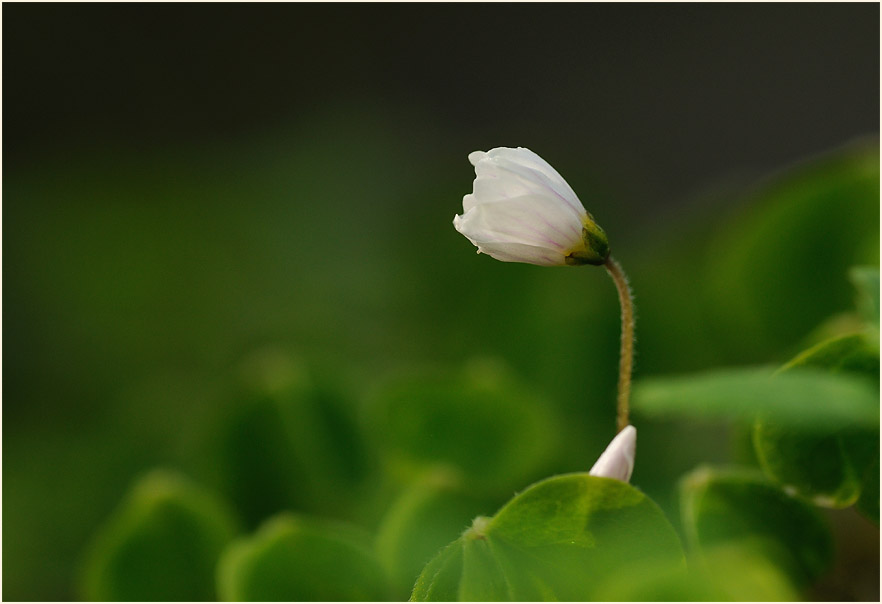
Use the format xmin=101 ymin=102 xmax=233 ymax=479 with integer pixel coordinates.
xmin=3 ymin=3 xmax=879 ymax=601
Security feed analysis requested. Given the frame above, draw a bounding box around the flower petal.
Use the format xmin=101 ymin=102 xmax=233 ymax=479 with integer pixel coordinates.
xmin=480 ymin=148 xmax=586 ymax=219
xmin=472 ymin=170 xmax=535 ymax=204
xmin=468 ymin=150 xmax=488 ymax=166
xmin=473 ymin=240 xmax=567 ymax=266
xmin=589 ymin=425 xmax=636 ymax=483
xmin=455 ymin=194 xmax=584 ymax=254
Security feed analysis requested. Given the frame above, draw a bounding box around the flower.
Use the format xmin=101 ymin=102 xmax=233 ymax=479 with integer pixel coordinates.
xmin=589 ymin=425 xmax=636 ymax=483
xmin=454 ymin=147 xmax=609 ymax=267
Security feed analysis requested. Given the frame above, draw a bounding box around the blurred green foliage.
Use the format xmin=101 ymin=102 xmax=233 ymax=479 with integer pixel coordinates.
xmin=375 ymin=473 xmax=492 ymax=599
xmin=78 ymin=471 xmax=237 ymax=601
xmin=3 ymin=111 xmax=879 ymax=602
xmin=631 ymin=263 xmax=879 ymax=529
xmin=366 ymin=360 xmax=560 ymax=497
xmin=850 ymin=266 xmax=881 ymax=328
xmin=217 ymin=514 xmax=392 ymax=602
xmin=217 ymin=348 xmax=374 ymax=527
xmin=679 ymin=467 xmax=834 ymax=589
xmin=702 ymin=147 xmax=880 ymax=361
xmin=633 ymin=366 xmax=879 ymax=428
xmin=591 ymin=543 xmax=800 ymax=601
xmin=754 ymin=332 xmax=879 ymax=508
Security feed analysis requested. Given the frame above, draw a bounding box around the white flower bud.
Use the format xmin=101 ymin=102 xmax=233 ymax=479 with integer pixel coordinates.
xmin=589 ymin=425 xmax=636 ymax=483
xmin=454 ymin=147 xmax=609 ymax=266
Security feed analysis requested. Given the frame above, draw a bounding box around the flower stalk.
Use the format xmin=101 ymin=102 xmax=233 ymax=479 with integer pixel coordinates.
xmin=454 ymin=147 xmax=637 ymax=435
xmin=603 ymin=257 xmax=634 ymax=433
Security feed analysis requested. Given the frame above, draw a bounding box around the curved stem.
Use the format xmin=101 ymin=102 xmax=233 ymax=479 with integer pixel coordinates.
xmin=604 ymin=256 xmax=634 ymax=433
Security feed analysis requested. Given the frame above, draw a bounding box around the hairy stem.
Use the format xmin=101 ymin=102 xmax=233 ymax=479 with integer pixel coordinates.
xmin=604 ymin=256 xmax=634 ymax=433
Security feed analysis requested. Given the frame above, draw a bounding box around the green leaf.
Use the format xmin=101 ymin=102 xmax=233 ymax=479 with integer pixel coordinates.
xmin=855 ymin=456 xmax=880 ymax=524
xmin=753 ymin=333 xmax=880 ymax=507
xmin=79 ymin=470 xmax=237 ymax=601
xmin=753 ymin=421 xmax=875 ymax=507
xmin=591 ymin=544 xmax=800 ymax=602
xmin=695 ymin=543 xmax=801 ymax=601
xmin=632 ymin=366 xmax=879 ymax=428
xmin=409 ymin=539 xmax=464 ymax=601
xmin=704 ymin=143 xmax=880 ymax=360
xmin=850 ymin=266 xmax=881 ymax=328
xmin=411 ymin=473 xmax=684 ymax=601
xmin=680 ymin=467 xmax=833 ymax=589
xmin=375 ymin=470 xmax=492 ymax=599
xmin=217 ymin=513 xmax=392 ymax=602
xmin=780 ymin=331 xmax=880 ymax=377
xmin=218 ymin=350 xmax=371 ymax=526
xmin=367 ymin=359 xmax=559 ymax=496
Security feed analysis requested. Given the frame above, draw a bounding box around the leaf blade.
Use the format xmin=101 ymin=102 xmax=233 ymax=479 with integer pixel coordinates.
xmin=633 ymin=366 xmax=879 ymax=428
xmin=411 ymin=473 xmax=684 ymax=601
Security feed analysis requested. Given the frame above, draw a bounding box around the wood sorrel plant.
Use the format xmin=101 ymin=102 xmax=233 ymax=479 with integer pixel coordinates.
xmin=74 ymin=145 xmax=877 ymax=603
xmin=403 ymin=147 xmax=683 ymax=601
xmin=454 ymin=147 xmax=636 ymax=436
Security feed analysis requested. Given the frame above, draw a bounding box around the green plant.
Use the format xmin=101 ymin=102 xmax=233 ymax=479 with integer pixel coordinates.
xmin=77 ymin=143 xmax=879 ymax=601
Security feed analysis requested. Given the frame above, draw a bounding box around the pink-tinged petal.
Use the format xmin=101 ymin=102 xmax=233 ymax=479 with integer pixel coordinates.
xmin=488 ymin=147 xmax=571 ymax=190
xmin=490 ymin=153 xmax=586 ymax=220
xmin=479 ymin=147 xmax=587 ymax=219
xmin=589 ymin=425 xmax=636 ymax=483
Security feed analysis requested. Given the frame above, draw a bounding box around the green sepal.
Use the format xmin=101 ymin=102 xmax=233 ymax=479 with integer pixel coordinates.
xmin=565 ymin=216 xmax=609 ymax=266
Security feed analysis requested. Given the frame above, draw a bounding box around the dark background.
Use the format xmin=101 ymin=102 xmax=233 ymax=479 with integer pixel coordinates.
xmin=6 ymin=4 xmax=879 ymax=200
xmin=3 ymin=3 xmax=879 ymax=601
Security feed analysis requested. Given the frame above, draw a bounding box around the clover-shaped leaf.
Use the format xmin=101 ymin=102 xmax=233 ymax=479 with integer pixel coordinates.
xmin=680 ymin=467 xmax=833 ymax=590
xmin=219 ymin=350 xmax=371 ymax=526
xmin=218 ymin=514 xmax=392 ymax=602
xmin=704 ymin=144 xmax=879 ymax=358
xmin=411 ymin=473 xmax=683 ymax=601
xmin=367 ymin=360 xmax=560 ymax=496
xmin=375 ymin=471 xmax=493 ymax=599
xmin=79 ymin=470 xmax=237 ymax=601
xmin=754 ymin=332 xmax=879 ymax=508
xmin=591 ymin=542 xmax=799 ymax=601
